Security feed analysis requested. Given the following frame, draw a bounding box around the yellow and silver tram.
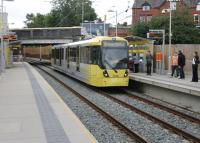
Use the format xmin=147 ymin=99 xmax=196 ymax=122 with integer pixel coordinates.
xmin=51 ymin=36 xmax=129 ymax=87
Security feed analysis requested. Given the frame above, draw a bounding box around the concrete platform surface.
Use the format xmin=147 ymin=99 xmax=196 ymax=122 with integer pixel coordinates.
xmin=130 ymin=73 xmax=200 ymax=97
xmin=0 ymin=62 xmax=97 ymax=143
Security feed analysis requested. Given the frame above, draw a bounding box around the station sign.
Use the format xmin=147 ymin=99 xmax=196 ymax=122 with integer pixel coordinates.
xmin=148 ymin=32 xmax=163 ymax=39
xmin=168 ymin=0 xmax=181 ymax=10
xmin=147 ymin=29 xmax=165 ymax=40
xmin=3 ymin=33 xmax=17 ymax=41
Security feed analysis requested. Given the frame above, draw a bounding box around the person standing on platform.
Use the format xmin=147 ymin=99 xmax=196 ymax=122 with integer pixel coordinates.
xmin=171 ymin=52 xmax=178 ymax=77
xmin=178 ymin=50 xmax=186 ymax=79
xmin=18 ymin=50 xmax=23 ymax=62
xmin=146 ymin=51 xmax=153 ymax=76
xmin=133 ymin=53 xmax=139 ymax=73
xmin=191 ymin=51 xmax=199 ymax=82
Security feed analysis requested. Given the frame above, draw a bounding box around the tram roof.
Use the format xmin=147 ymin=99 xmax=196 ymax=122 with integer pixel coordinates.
xmin=53 ymin=36 xmax=127 ymax=48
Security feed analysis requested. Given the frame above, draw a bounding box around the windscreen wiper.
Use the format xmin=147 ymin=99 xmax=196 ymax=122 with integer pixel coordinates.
xmin=104 ymin=59 xmax=118 ymax=73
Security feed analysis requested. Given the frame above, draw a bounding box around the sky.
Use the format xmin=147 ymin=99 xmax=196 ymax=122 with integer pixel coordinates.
xmin=4 ymin=0 xmax=134 ymax=29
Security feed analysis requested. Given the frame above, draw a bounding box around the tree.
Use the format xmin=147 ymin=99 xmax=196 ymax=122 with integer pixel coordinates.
xmin=24 ymin=0 xmax=97 ymax=28
xmin=130 ymin=8 xmax=200 ymax=44
xmin=129 ymin=22 xmax=149 ymax=38
xmin=24 ymin=13 xmax=35 ymax=28
xmin=122 ymin=22 xmax=128 ymax=27
xmin=171 ymin=9 xmax=200 ymax=44
xmin=24 ymin=13 xmax=47 ymax=28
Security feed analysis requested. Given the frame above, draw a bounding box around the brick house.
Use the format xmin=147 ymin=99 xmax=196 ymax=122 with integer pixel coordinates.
xmin=132 ymin=0 xmax=200 ymax=26
xmin=108 ymin=27 xmax=130 ymax=37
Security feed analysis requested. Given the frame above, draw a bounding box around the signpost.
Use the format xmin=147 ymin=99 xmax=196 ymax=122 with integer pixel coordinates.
xmin=148 ymin=29 xmax=165 ymax=74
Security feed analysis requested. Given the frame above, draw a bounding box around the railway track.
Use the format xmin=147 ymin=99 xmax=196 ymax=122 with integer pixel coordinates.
xmin=96 ymin=89 xmax=200 ymax=143
xmin=124 ymin=90 xmax=200 ymax=124
xmin=126 ymin=90 xmax=200 ymax=119
xmin=30 ymin=61 xmax=200 ymax=143
xmin=34 ymin=64 xmax=148 ymax=143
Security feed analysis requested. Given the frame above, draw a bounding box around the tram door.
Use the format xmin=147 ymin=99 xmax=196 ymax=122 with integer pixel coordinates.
xmin=55 ymin=47 xmax=62 ymax=66
xmin=52 ymin=49 xmax=56 ymax=64
xmin=66 ymin=47 xmax=69 ymax=68
xmin=60 ymin=48 xmax=63 ymax=66
xmin=76 ymin=46 xmax=80 ymax=71
xmin=55 ymin=48 xmax=59 ymax=65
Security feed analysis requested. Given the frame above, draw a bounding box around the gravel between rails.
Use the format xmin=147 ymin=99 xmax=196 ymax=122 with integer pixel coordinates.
xmin=35 ymin=67 xmax=135 ymax=143
xmin=106 ymin=91 xmax=200 ymax=139
xmin=39 ymin=66 xmax=189 ymax=143
xmin=126 ymin=90 xmax=200 ymax=120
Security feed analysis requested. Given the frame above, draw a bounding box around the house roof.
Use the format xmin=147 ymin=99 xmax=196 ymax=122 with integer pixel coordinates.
xmin=142 ymin=1 xmax=151 ymax=7
xmin=133 ymin=0 xmax=165 ymax=8
xmin=184 ymin=0 xmax=200 ymax=7
xmin=133 ymin=0 xmax=200 ymax=9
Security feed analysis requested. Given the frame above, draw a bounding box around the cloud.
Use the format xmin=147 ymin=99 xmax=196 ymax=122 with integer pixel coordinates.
xmin=5 ymin=0 xmax=133 ymax=28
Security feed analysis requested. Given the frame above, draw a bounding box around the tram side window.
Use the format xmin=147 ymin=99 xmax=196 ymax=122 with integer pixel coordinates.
xmin=65 ymin=48 xmax=68 ymax=61
xmin=90 ymin=47 xmax=99 ymax=65
xmin=52 ymin=49 xmax=55 ymax=58
xmin=60 ymin=48 xmax=64 ymax=59
xmin=80 ymin=47 xmax=90 ymax=64
xmin=59 ymin=48 xmax=63 ymax=66
xmin=70 ymin=48 xmax=76 ymax=62
xmin=55 ymin=48 xmax=60 ymax=59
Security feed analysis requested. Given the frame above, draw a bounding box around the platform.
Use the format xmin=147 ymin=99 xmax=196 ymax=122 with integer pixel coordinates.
xmin=130 ymin=73 xmax=200 ymax=97
xmin=0 ymin=62 xmax=97 ymax=143
xmin=129 ymin=73 xmax=200 ymax=112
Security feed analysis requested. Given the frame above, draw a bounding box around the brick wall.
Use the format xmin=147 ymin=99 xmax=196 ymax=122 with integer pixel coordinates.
xmin=108 ymin=28 xmax=129 ymax=37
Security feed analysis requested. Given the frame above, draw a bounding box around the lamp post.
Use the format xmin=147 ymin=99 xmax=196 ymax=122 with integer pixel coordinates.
xmin=162 ymin=0 xmax=173 ymax=74
xmin=168 ymin=0 xmax=172 ymax=74
xmin=81 ymin=2 xmax=84 ymax=25
xmin=0 ymin=0 xmax=14 ymax=73
xmin=81 ymin=1 xmax=90 ymax=26
xmin=167 ymin=0 xmax=179 ymax=74
xmin=104 ymin=15 xmax=106 ymax=36
xmin=108 ymin=9 xmax=118 ymax=37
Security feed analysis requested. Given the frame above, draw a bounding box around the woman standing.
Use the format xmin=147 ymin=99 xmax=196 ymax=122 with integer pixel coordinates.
xmin=192 ymin=51 xmax=199 ymax=82
xmin=171 ymin=52 xmax=178 ymax=77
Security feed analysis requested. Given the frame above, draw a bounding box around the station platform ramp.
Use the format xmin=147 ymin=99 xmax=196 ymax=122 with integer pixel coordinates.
xmin=0 ymin=62 xmax=97 ymax=143
xmin=129 ymin=73 xmax=200 ymax=112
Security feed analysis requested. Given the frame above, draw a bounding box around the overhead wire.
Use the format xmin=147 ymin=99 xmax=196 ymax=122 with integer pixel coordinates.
xmin=106 ymin=0 xmax=132 ymax=22
xmin=118 ymin=15 xmax=132 ymax=22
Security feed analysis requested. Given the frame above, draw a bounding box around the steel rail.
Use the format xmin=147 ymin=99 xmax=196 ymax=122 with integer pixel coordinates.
xmin=34 ymin=65 xmax=148 ymax=143
xmin=124 ymin=91 xmax=200 ymax=125
xmin=97 ymin=90 xmax=200 ymax=143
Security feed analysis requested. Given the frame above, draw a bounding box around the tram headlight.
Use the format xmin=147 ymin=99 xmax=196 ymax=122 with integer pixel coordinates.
xmin=124 ymin=70 xmax=129 ymax=77
xmin=103 ymin=70 xmax=109 ymax=77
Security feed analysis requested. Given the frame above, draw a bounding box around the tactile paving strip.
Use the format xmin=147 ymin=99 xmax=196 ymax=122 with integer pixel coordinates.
xmin=25 ymin=64 xmax=71 ymax=143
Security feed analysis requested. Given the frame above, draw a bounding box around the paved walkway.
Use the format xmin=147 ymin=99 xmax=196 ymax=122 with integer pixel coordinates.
xmin=0 ymin=62 xmax=97 ymax=143
xmin=131 ymin=72 xmax=200 ymax=87
xmin=130 ymin=72 xmax=200 ymax=97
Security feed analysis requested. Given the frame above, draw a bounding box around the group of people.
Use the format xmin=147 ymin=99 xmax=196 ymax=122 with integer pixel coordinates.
xmin=171 ymin=50 xmax=185 ymax=79
xmin=171 ymin=50 xmax=199 ymax=82
xmin=145 ymin=50 xmax=199 ymax=82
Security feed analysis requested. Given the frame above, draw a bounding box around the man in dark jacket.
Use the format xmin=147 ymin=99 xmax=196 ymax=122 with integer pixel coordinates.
xmin=178 ymin=50 xmax=185 ymax=79
xmin=192 ymin=51 xmax=199 ymax=82
xmin=146 ymin=51 xmax=153 ymax=75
